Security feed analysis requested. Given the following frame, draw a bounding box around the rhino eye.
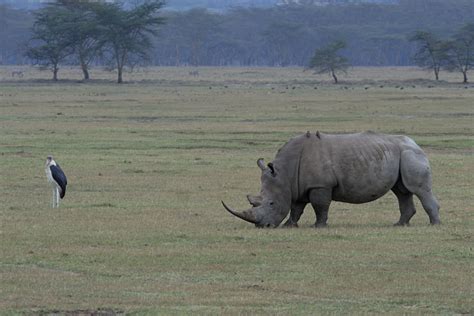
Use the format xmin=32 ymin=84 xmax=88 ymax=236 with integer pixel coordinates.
xmin=269 ymin=201 xmax=274 ymax=206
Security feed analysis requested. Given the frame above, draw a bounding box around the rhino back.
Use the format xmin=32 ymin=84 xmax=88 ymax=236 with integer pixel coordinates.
xmin=299 ymin=132 xmax=404 ymax=203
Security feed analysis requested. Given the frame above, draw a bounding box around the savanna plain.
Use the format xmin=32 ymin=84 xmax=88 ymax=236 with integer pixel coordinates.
xmin=0 ymin=67 xmax=473 ymax=315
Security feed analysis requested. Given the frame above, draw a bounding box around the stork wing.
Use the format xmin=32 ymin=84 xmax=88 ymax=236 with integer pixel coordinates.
xmin=50 ymin=164 xmax=67 ymax=198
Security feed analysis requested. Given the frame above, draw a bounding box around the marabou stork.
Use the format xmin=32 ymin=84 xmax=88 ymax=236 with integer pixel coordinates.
xmin=45 ymin=155 xmax=67 ymax=208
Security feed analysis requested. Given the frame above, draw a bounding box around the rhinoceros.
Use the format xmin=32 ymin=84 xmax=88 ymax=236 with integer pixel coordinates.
xmin=222 ymin=131 xmax=440 ymax=228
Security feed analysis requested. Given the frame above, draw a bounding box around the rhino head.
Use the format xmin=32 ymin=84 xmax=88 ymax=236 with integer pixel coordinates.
xmin=222 ymin=158 xmax=291 ymax=228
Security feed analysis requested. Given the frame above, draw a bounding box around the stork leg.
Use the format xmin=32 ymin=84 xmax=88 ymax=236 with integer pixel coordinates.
xmin=52 ymin=187 xmax=56 ymax=208
xmin=55 ymin=187 xmax=60 ymax=208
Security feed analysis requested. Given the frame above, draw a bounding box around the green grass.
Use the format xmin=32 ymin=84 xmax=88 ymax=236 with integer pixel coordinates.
xmin=0 ymin=67 xmax=473 ymax=314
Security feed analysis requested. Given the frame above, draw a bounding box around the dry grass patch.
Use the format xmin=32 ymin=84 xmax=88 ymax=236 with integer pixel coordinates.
xmin=0 ymin=66 xmax=473 ymax=314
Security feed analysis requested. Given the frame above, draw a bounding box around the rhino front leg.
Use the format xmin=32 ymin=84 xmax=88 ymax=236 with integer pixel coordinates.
xmin=282 ymin=202 xmax=306 ymax=228
xmin=309 ymin=188 xmax=332 ymax=228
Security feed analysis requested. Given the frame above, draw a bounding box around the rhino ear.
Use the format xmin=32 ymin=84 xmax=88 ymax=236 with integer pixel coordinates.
xmin=267 ymin=162 xmax=275 ymax=175
xmin=257 ymin=158 xmax=266 ymax=171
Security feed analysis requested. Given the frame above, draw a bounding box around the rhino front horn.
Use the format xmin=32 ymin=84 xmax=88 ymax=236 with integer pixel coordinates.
xmin=222 ymin=201 xmax=257 ymax=224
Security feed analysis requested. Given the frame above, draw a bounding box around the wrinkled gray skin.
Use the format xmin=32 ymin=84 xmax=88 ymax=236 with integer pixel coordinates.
xmin=222 ymin=131 xmax=440 ymax=228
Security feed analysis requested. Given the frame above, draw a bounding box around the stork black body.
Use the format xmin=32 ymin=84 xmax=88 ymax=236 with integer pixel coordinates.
xmin=50 ymin=164 xmax=67 ymax=198
xmin=45 ymin=156 xmax=67 ymax=207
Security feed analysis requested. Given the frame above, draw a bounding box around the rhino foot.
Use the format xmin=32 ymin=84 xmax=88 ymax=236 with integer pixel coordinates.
xmin=282 ymin=221 xmax=298 ymax=228
xmin=312 ymin=222 xmax=328 ymax=228
xmin=393 ymin=221 xmax=410 ymax=227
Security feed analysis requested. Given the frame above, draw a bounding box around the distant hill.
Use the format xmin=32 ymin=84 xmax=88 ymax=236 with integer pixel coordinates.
xmin=0 ymin=0 xmax=45 ymax=9
xmin=277 ymin=0 xmax=398 ymax=5
xmin=0 ymin=0 xmax=277 ymax=11
xmin=165 ymin=0 xmax=277 ymax=11
xmin=1 ymin=0 xmax=472 ymax=66
xmin=166 ymin=0 xmax=399 ymax=11
xmin=0 ymin=0 xmax=399 ymax=11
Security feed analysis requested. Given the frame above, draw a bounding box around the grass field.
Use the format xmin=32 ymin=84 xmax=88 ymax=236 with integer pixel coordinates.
xmin=0 ymin=66 xmax=473 ymax=314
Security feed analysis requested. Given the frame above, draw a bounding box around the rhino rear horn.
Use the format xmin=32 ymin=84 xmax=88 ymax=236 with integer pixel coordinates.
xmin=247 ymin=194 xmax=262 ymax=207
xmin=222 ymin=201 xmax=257 ymax=224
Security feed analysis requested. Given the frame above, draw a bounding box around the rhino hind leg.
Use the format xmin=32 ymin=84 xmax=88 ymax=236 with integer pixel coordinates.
xmin=399 ymin=150 xmax=441 ymax=225
xmin=282 ymin=202 xmax=307 ymax=228
xmin=392 ymin=181 xmax=416 ymax=226
xmin=418 ymin=192 xmax=440 ymax=224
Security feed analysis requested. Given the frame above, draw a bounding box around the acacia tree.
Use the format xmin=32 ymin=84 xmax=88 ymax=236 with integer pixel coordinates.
xmin=409 ymin=31 xmax=448 ymax=81
xmin=309 ymin=40 xmax=349 ymax=84
xmin=53 ymin=0 xmax=104 ymax=80
xmin=26 ymin=5 xmax=72 ymax=81
xmin=96 ymin=0 xmax=165 ymax=83
xmin=445 ymin=23 xmax=474 ymax=83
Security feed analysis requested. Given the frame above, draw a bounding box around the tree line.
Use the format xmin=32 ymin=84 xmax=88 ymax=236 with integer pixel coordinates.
xmin=153 ymin=0 xmax=473 ymax=68
xmin=409 ymin=27 xmax=474 ymax=83
xmin=0 ymin=0 xmax=473 ymax=82
xmin=313 ymin=24 xmax=474 ymax=84
xmin=25 ymin=0 xmax=164 ymax=83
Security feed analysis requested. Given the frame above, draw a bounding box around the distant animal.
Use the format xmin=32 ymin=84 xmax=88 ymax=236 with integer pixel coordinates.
xmin=11 ymin=71 xmax=24 ymax=78
xmin=45 ymin=156 xmax=68 ymax=208
xmin=189 ymin=70 xmax=199 ymax=77
xmin=222 ymin=131 xmax=440 ymax=228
